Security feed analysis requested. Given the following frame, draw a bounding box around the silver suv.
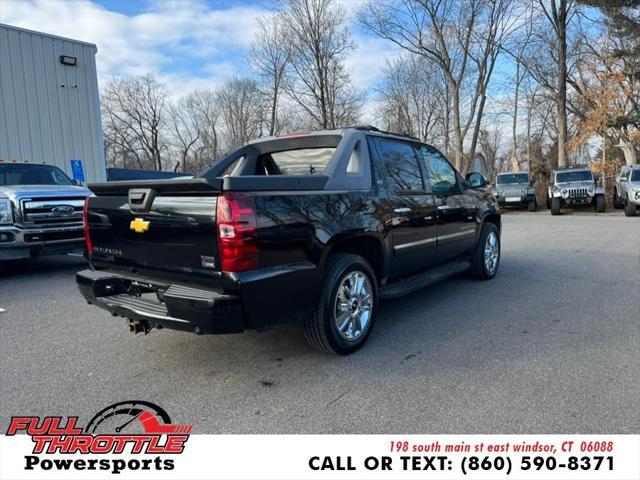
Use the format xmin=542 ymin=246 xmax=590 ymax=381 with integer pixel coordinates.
xmin=0 ymin=163 xmax=90 ymax=260
xmin=613 ymin=165 xmax=640 ymax=217
xmin=547 ymin=167 xmax=605 ymax=215
xmin=494 ymin=172 xmax=537 ymax=211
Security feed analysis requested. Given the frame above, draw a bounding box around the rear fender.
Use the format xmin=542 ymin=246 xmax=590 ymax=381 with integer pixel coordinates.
xmin=320 ymin=232 xmax=388 ymax=282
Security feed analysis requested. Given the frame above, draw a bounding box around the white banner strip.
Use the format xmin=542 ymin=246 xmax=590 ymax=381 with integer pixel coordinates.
xmin=1 ymin=434 xmax=638 ymax=480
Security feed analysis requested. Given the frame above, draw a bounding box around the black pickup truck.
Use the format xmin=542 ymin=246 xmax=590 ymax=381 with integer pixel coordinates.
xmin=77 ymin=127 xmax=501 ymax=354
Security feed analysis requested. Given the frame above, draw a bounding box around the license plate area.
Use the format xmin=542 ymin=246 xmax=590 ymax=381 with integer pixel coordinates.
xmin=505 ymin=196 xmax=521 ymax=202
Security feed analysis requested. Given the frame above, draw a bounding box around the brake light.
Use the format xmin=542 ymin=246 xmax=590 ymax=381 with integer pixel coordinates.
xmin=216 ymin=193 xmax=258 ymax=272
xmin=83 ymin=196 xmax=93 ymax=255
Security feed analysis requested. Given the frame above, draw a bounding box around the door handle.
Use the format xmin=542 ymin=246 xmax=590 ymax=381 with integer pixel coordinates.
xmin=424 ymin=215 xmax=434 ymax=221
xmin=437 ymin=205 xmax=453 ymax=210
xmin=394 ymin=207 xmax=411 ymax=214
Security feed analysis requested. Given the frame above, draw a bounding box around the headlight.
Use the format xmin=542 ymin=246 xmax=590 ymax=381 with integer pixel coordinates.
xmin=635 ymin=191 xmax=640 ymax=200
xmin=521 ymin=188 xmax=527 ymax=194
xmin=497 ymin=189 xmax=503 ymax=195
xmin=561 ymin=189 xmax=568 ymax=197
xmin=588 ymin=187 xmax=595 ymax=195
xmin=0 ymin=199 xmax=13 ymax=225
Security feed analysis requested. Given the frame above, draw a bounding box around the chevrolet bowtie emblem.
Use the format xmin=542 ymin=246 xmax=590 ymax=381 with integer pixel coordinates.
xmin=130 ymin=217 xmax=150 ymax=233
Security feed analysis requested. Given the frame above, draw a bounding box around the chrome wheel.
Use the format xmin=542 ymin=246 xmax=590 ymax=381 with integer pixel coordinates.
xmin=334 ymin=270 xmax=373 ymax=342
xmin=484 ymin=231 xmax=499 ymax=274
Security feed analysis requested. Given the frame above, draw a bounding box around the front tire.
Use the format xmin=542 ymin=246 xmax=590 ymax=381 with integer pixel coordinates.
xmin=595 ymin=195 xmax=606 ymax=212
xmin=550 ymin=197 xmax=561 ymax=215
xmin=469 ymin=222 xmax=500 ymax=280
xmin=624 ymin=199 xmax=638 ymax=217
xmin=528 ymin=199 xmax=537 ymax=212
xmin=304 ymin=253 xmax=378 ymax=355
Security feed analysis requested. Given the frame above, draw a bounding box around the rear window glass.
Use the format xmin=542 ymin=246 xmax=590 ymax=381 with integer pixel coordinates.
xmin=632 ymin=170 xmax=640 ymax=181
xmin=497 ymin=173 xmax=528 ymax=184
xmin=270 ymin=148 xmax=335 ymax=175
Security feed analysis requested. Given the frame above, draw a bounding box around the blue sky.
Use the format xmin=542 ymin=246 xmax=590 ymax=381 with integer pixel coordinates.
xmin=1 ymin=0 xmax=390 ymax=101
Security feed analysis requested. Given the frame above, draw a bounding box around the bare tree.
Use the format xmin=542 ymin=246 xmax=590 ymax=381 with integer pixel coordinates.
xmin=167 ymin=99 xmax=200 ymax=173
xmin=279 ymin=0 xmax=362 ymax=129
xmin=503 ymin=1 xmax=535 ymax=170
xmin=376 ymin=55 xmax=446 ymax=144
xmin=248 ymin=14 xmax=292 ymax=136
xmin=479 ymin=127 xmax=505 ymax=179
xmin=101 ymin=74 xmax=168 ymax=170
xmin=533 ymin=0 xmax=579 ymax=168
xmin=187 ymin=89 xmax=222 ymax=168
xmin=360 ymin=0 xmax=518 ymax=172
xmin=217 ymin=77 xmax=264 ymax=149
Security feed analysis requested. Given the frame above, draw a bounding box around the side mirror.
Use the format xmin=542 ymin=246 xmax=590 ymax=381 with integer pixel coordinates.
xmin=466 ymin=172 xmax=487 ymax=189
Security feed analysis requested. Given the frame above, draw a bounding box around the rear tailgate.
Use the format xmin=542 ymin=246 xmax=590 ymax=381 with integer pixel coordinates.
xmin=87 ymin=178 xmax=222 ymax=277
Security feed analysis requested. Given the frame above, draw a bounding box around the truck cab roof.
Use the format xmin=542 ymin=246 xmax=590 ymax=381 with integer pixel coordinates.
xmin=203 ymin=126 xmax=429 ymax=192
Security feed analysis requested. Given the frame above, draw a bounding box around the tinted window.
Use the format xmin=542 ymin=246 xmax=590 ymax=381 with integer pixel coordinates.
xmin=270 ymin=148 xmax=335 ymax=175
xmin=375 ymin=138 xmax=424 ymax=192
xmin=419 ymin=146 xmax=458 ymax=195
xmin=631 ymin=170 xmax=640 ymax=181
xmin=0 ymin=164 xmax=73 ymax=186
xmin=556 ymin=170 xmax=593 ymax=183
xmin=497 ymin=173 xmax=529 ymax=184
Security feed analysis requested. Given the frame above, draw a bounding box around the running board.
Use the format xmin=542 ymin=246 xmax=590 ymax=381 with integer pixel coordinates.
xmin=379 ymin=259 xmax=471 ymax=300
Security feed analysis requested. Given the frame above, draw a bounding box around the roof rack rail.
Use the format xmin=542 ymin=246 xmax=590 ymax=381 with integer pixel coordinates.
xmin=345 ymin=125 xmax=421 ymax=141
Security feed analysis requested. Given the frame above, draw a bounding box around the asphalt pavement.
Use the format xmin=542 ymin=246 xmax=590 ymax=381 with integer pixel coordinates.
xmin=1 ymin=211 xmax=638 ymax=433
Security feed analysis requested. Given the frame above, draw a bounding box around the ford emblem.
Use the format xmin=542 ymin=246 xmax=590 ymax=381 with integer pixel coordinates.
xmin=52 ymin=205 xmax=75 ymax=216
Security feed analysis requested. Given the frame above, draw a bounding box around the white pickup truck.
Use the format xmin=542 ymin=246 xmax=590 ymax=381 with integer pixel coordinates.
xmin=0 ymin=163 xmax=90 ymax=260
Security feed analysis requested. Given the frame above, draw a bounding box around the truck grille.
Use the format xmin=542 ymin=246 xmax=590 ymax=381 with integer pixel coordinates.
xmin=568 ymin=188 xmax=589 ymax=198
xmin=500 ymin=186 xmax=525 ymax=197
xmin=21 ymin=197 xmax=85 ymax=226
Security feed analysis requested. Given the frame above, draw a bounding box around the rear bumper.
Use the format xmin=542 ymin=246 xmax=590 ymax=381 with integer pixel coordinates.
xmin=76 ymin=269 xmax=244 ymax=334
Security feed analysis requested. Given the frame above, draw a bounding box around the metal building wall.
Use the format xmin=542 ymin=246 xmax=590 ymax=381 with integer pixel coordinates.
xmin=0 ymin=24 xmax=105 ymax=182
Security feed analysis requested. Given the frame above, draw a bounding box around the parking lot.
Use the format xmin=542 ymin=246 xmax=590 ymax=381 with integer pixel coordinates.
xmin=1 ymin=212 xmax=638 ymax=433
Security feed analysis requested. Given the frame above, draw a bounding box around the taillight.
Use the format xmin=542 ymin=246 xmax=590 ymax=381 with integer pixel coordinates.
xmin=216 ymin=193 xmax=258 ymax=272
xmin=83 ymin=196 xmax=93 ymax=255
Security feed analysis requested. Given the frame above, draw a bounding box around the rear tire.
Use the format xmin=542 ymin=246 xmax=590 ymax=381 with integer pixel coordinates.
xmin=304 ymin=253 xmax=378 ymax=355
xmin=624 ymin=199 xmax=638 ymax=217
xmin=468 ymin=222 xmax=500 ymax=280
xmin=528 ymin=199 xmax=537 ymax=212
xmin=595 ymin=195 xmax=606 ymax=212
xmin=550 ymin=197 xmax=561 ymax=215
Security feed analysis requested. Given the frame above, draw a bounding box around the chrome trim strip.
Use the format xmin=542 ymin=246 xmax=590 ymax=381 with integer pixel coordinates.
xmin=438 ymin=230 xmax=476 ymax=241
xmin=24 ymin=199 xmax=85 ymax=209
xmin=394 ymin=229 xmax=476 ymax=252
xmin=394 ymin=237 xmax=437 ymax=251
